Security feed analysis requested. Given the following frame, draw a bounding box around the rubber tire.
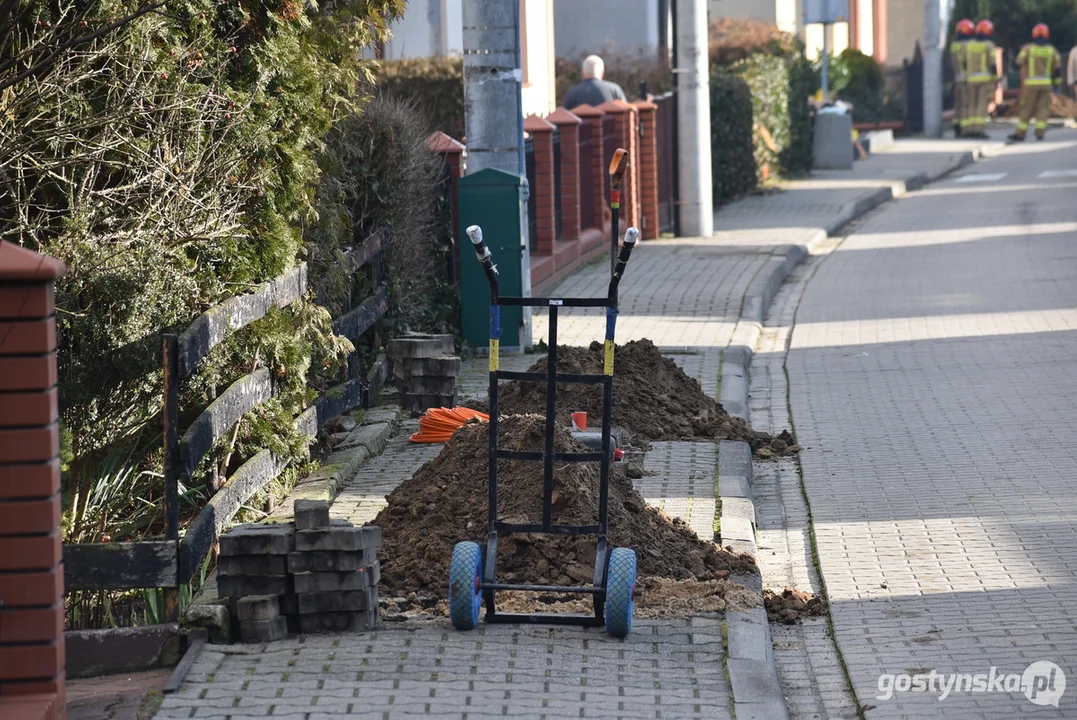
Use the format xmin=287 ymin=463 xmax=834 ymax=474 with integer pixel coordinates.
xmin=449 ymin=541 xmax=483 ymax=630
xmin=604 ymin=548 xmax=637 ymax=638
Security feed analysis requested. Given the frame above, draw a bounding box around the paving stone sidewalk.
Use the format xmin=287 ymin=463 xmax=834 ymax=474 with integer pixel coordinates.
xmin=157 ymin=138 xmax=991 ymax=719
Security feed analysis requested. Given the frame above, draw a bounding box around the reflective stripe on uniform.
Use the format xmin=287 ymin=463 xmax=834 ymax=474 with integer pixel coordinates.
xmin=1023 ymin=45 xmax=1058 ymax=86
xmin=966 ymin=41 xmax=994 ymax=81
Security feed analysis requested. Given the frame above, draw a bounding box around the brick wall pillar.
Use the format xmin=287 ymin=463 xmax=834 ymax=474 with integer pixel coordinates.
xmin=0 ymin=241 xmax=66 ymax=719
xmin=597 ymin=100 xmax=637 ymax=230
xmin=634 ymin=100 xmax=660 ymax=239
xmin=523 ymin=115 xmax=557 ymax=254
xmin=546 ymin=108 xmax=582 ymax=241
xmin=570 ymin=104 xmax=606 ymax=231
xmin=428 ymin=132 xmax=467 ymax=282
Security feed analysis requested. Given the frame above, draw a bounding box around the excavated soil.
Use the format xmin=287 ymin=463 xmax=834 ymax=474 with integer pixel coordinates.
xmin=474 ymin=339 xmax=799 ymax=456
xmin=1000 ymin=92 xmax=1077 ymax=119
xmin=373 ymin=415 xmax=757 ymax=602
xmin=764 ymin=587 xmax=828 ymax=624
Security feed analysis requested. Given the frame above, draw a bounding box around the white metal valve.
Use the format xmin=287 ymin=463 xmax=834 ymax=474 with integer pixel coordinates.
xmin=623 ymin=227 xmax=640 ymax=246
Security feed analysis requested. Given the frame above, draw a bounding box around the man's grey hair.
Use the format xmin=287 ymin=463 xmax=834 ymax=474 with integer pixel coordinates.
xmin=582 ymin=55 xmax=605 ymax=79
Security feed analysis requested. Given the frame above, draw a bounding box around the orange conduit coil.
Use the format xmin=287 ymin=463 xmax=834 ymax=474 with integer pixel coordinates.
xmin=409 ymin=406 xmax=490 ymax=443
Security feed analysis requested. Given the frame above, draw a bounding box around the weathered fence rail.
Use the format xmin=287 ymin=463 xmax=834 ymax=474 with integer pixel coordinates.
xmin=63 ymin=230 xmax=391 ymax=610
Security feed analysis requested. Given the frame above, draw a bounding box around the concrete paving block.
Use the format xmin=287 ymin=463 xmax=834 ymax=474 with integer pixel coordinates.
xmin=718 ymin=441 xmax=753 ymax=480
xmin=336 ymin=423 xmax=392 ymax=456
xmin=720 ymin=516 xmax=754 ymax=543
xmin=217 ymin=554 xmax=289 ymax=577
xmin=405 ymin=376 xmax=457 ymax=395
xmin=238 ymin=616 xmax=288 ymax=644
xmin=294 ymin=499 xmax=330 ymax=531
xmin=726 ymin=609 xmax=770 ymax=662
xmin=296 ymin=588 xmax=376 ymax=614
xmin=402 ymin=356 xmax=461 ymax=378
xmin=279 ymin=594 xmax=297 ymax=616
xmin=727 ymin=658 xmax=784 ymax=702
xmin=734 ymin=700 xmax=790 ymax=720
xmin=286 ymin=549 xmax=372 ymax=574
xmin=388 ymin=337 xmax=443 ymax=360
xmin=217 ymin=574 xmax=293 ymax=599
xmin=219 ymin=523 xmax=295 ymax=556
xmin=297 ymin=609 xmax=378 ymax=634
xmin=402 ymin=391 xmax=458 ymax=412
xmin=718 ymin=474 xmax=752 ymax=500
xmin=722 ymin=497 xmax=756 ymax=526
xmin=292 ymin=568 xmax=373 ymax=594
xmin=236 ymin=595 xmax=281 ymax=623
xmin=294 ymin=525 xmax=380 ymax=553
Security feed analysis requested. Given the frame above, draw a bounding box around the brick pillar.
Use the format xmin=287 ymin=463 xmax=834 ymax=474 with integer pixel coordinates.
xmin=570 ymin=104 xmax=606 ymax=231
xmin=634 ymin=100 xmax=659 ymax=239
xmin=0 ymin=241 xmax=66 ymax=719
xmin=523 ymin=115 xmax=557 ymax=253
xmin=546 ymin=108 xmax=582 ymax=241
xmin=427 ymin=131 xmax=467 ymax=282
xmin=597 ymin=100 xmax=636 ymax=230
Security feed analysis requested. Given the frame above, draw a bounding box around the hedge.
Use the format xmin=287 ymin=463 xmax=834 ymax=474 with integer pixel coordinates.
xmin=710 ymin=74 xmax=756 ymax=205
xmin=377 ymin=58 xmax=465 ymax=138
xmin=710 ymin=52 xmax=814 ymax=205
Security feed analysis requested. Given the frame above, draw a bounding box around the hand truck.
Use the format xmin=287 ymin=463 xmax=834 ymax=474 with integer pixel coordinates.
xmin=447 ymin=215 xmax=639 ymax=638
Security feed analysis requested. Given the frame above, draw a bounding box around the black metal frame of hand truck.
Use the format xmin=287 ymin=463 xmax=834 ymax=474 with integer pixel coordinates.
xmin=466 ymin=219 xmax=636 ymax=628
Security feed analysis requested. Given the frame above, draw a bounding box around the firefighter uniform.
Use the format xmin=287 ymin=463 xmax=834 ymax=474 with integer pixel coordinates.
xmin=965 ymin=31 xmax=997 ymax=138
xmin=950 ymin=20 xmax=975 ymax=136
xmin=1013 ymin=35 xmax=1062 ymax=141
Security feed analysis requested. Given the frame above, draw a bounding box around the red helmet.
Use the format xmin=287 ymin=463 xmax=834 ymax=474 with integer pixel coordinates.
xmin=1033 ymin=23 xmax=1050 ymax=39
xmin=956 ymin=19 xmax=975 ymax=36
xmin=976 ymin=19 xmax=994 ymax=36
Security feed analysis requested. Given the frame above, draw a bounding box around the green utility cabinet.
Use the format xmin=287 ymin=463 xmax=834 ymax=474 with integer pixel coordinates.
xmin=458 ymin=168 xmax=527 ymax=350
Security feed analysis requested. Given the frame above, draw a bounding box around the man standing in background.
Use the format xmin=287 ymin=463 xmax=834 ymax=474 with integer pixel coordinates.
xmin=561 ymin=55 xmax=627 ymax=110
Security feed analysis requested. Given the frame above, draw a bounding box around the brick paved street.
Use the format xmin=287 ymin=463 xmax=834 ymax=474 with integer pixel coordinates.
xmin=783 ymin=130 xmax=1077 ymax=718
xmin=157 ymin=137 xmax=999 ymax=719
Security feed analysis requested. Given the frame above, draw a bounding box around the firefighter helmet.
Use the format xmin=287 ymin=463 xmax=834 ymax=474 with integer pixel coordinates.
xmin=975 ymin=19 xmax=995 ymax=37
xmin=1032 ymin=23 xmax=1050 ymax=40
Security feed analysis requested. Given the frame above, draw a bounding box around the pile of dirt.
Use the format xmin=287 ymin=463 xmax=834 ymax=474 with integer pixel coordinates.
xmin=373 ymin=414 xmax=757 ymax=601
xmin=999 ymin=92 xmax=1077 ymax=119
xmin=764 ymin=587 xmax=828 ymax=624
xmin=381 ymin=577 xmax=762 ymax=621
xmin=476 ymin=339 xmax=799 ymax=455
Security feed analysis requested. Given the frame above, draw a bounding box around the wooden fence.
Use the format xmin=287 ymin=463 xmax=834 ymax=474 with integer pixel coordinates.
xmin=62 ymin=229 xmax=391 ymax=615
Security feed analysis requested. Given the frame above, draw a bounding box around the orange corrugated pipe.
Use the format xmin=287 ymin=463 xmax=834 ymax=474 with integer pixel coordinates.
xmin=409 ymin=407 xmax=489 ymax=443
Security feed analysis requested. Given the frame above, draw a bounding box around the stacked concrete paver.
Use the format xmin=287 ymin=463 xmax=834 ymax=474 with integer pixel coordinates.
xmin=389 ymin=334 xmax=460 ymax=411
xmin=218 ymin=500 xmax=380 ymax=641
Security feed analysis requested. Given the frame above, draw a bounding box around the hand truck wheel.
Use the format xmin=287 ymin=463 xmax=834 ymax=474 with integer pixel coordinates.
xmin=604 ymin=548 xmax=637 ymax=638
xmin=449 ymin=541 xmax=483 ymax=630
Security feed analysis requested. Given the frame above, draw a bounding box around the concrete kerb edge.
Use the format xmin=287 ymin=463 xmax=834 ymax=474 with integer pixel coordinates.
xmin=713 ymin=147 xmax=992 ymax=719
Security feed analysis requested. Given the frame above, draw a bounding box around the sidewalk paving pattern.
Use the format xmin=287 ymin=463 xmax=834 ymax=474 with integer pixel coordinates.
xmin=785 ymin=131 xmax=1077 ymax=718
xmin=156 ymin=136 xmax=999 ymax=719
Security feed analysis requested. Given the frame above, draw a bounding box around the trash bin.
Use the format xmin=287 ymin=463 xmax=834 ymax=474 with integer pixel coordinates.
xmin=813 ymin=109 xmax=855 ymax=170
xmin=458 ymin=168 xmax=528 ymax=350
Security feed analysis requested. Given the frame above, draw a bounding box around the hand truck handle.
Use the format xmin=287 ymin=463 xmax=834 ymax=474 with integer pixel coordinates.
xmin=467 ymin=224 xmax=500 ymax=301
xmin=607 ymin=227 xmax=639 ymax=305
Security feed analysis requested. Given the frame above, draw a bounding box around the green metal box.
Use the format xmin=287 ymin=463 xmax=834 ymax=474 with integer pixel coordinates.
xmin=458 ymin=168 xmax=527 ymax=349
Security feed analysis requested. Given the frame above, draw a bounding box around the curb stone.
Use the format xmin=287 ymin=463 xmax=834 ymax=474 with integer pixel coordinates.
xmin=714 ymin=144 xmax=998 ymax=719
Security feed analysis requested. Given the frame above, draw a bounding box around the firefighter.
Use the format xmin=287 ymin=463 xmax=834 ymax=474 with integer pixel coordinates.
xmin=964 ymin=19 xmax=999 ymax=138
xmin=1010 ymin=24 xmax=1062 ymax=142
xmin=951 ymin=19 xmax=976 ymax=136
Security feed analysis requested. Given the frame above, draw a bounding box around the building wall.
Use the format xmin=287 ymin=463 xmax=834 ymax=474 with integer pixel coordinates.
xmin=522 ymin=0 xmax=557 ymax=116
xmin=887 ymin=0 xmax=922 ymax=66
xmin=709 ymin=0 xmax=777 ymax=24
xmin=553 ymin=0 xmax=659 ymax=58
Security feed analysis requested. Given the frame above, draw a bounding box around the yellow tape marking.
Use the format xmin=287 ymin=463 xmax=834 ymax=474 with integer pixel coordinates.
xmin=604 ymin=339 xmax=614 ymax=376
xmin=489 ymin=339 xmax=500 ymax=372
